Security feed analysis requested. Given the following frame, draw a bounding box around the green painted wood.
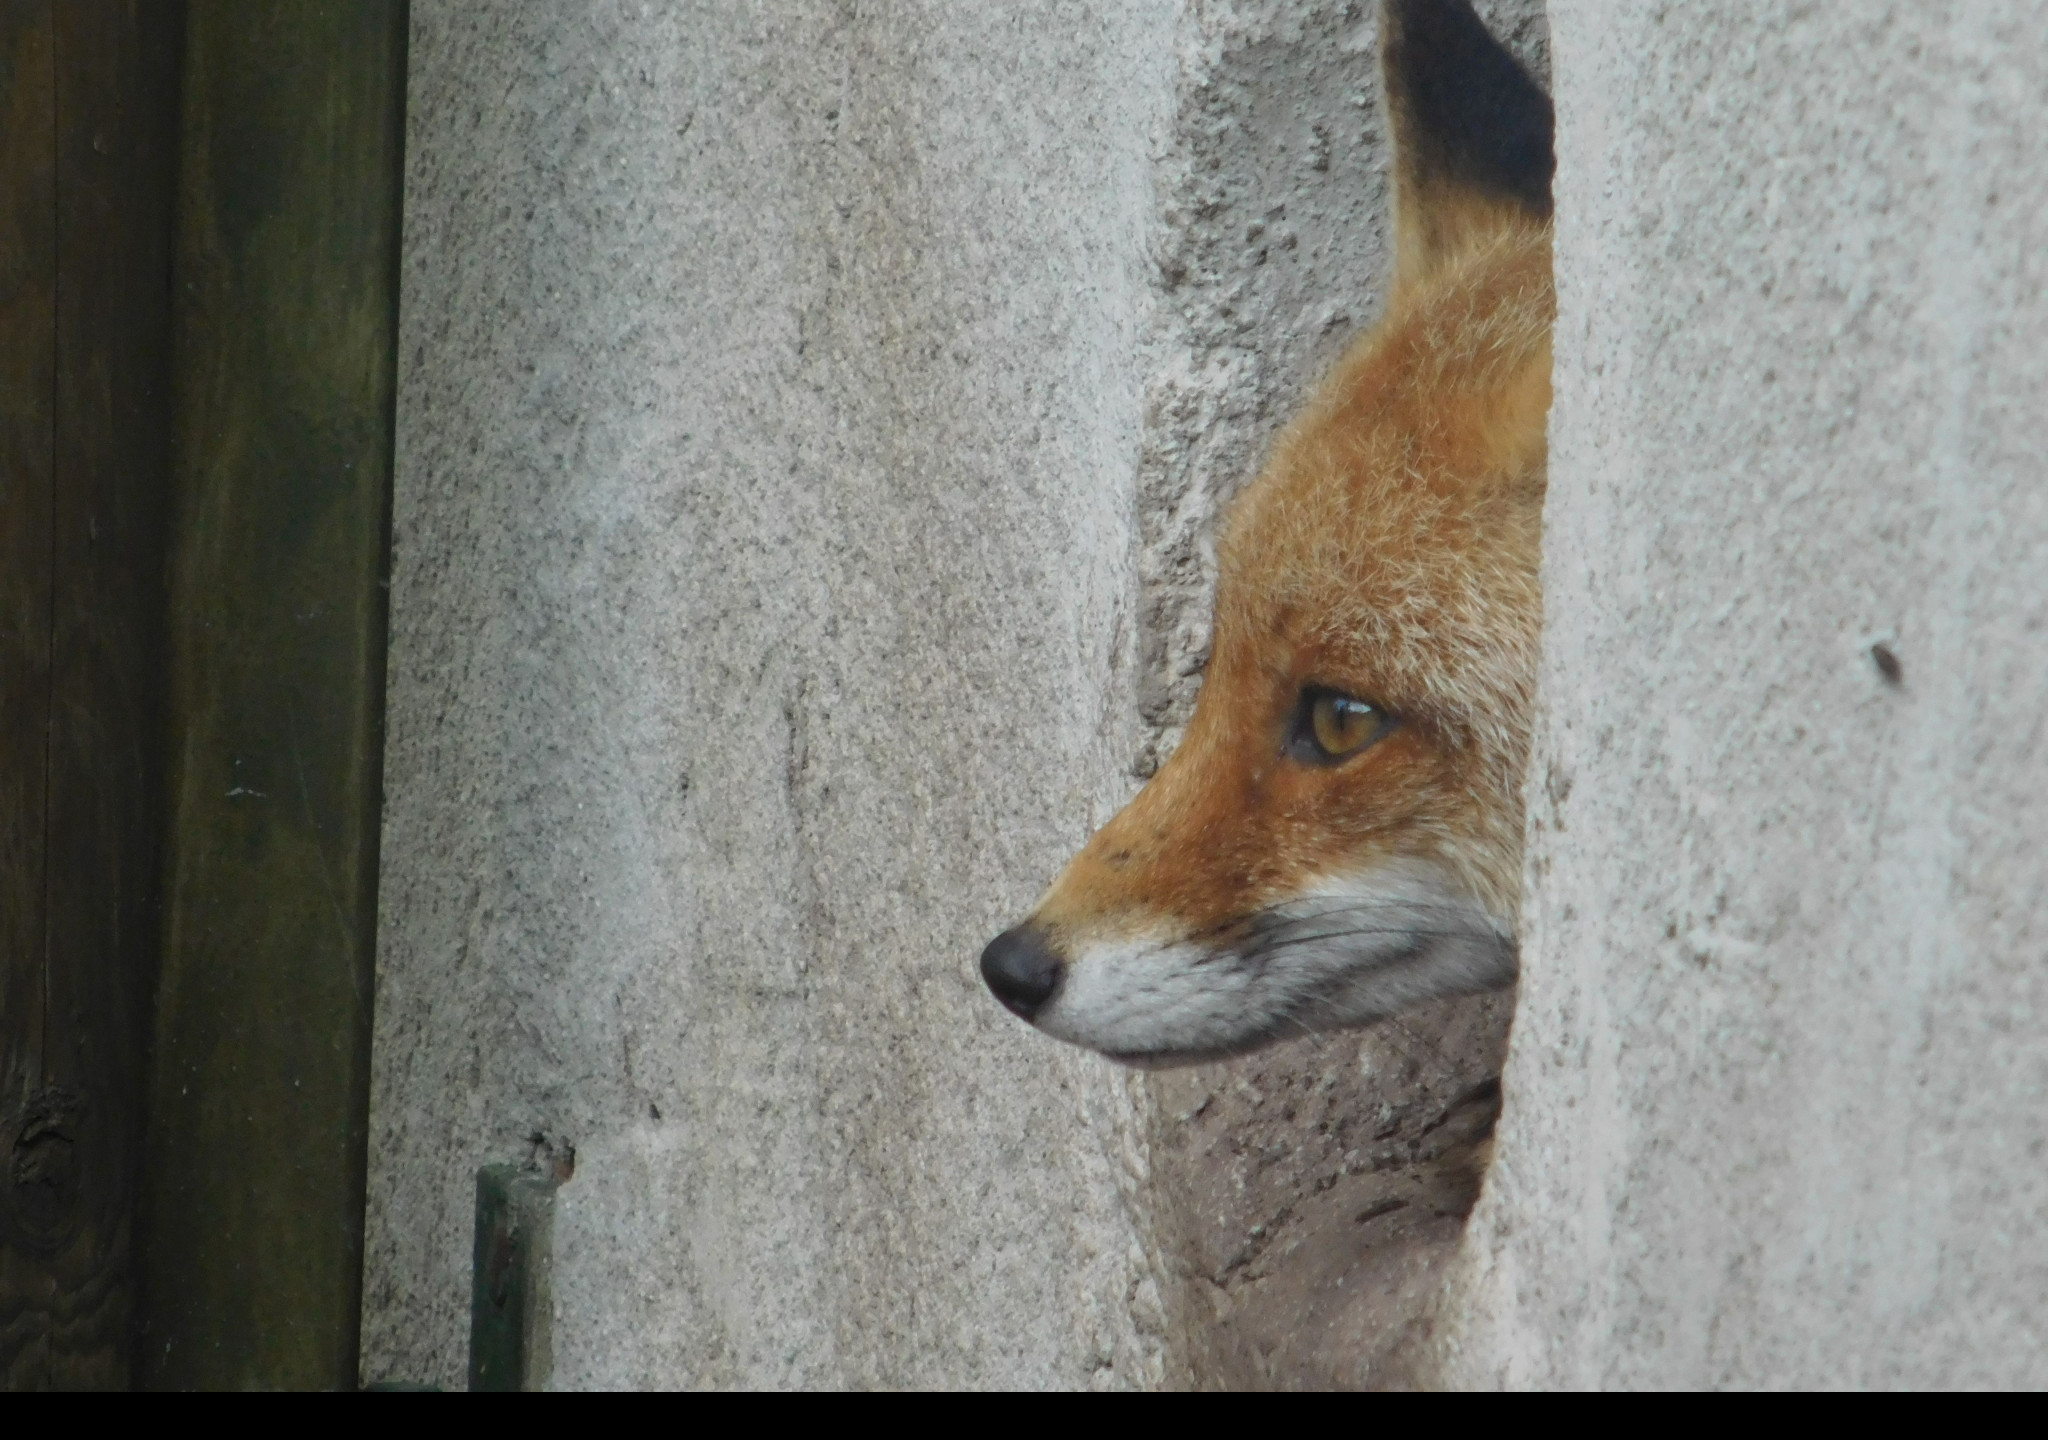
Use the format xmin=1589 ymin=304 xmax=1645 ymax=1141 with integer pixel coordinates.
xmin=139 ymin=0 xmax=406 ymax=1390
xmin=1 ymin=0 xmax=183 ymax=1391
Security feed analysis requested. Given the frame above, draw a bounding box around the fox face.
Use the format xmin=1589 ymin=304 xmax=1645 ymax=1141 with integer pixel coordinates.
xmin=982 ymin=0 xmax=1554 ymax=1063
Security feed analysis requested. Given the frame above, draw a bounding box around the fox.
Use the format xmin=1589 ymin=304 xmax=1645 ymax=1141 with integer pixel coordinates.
xmin=982 ymin=0 xmax=1554 ymax=1065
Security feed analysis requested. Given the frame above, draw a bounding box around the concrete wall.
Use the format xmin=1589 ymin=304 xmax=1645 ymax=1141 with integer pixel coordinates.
xmin=1449 ymin=0 xmax=2048 ymax=1389
xmin=362 ymin=2 xmax=1177 ymax=1388
xmin=368 ymin=0 xmax=2048 ymax=1392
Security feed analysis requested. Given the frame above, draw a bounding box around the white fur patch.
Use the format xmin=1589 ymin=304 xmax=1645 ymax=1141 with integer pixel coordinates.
xmin=1031 ymin=862 xmax=1515 ymax=1062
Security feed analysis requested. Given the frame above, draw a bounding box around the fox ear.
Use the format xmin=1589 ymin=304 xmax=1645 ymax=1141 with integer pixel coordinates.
xmin=1381 ymin=0 xmax=1554 ymax=294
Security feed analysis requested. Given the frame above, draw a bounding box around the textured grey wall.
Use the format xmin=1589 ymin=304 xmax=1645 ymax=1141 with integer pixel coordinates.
xmin=1449 ymin=1 xmax=2048 ymax=1389
xmin=368 ymin=0 xmax=2048 ymax=1393
xmin=363 ymin=3 xmax=1177 ymax=1389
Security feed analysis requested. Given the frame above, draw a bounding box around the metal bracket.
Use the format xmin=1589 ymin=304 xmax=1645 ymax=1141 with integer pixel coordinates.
xmin=467 ymin=1141 xmax=571 ymax=1392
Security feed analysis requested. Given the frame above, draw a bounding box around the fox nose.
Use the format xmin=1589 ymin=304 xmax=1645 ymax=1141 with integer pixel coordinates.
xmin=980 ymin=923 xmax=1064 ymax=1021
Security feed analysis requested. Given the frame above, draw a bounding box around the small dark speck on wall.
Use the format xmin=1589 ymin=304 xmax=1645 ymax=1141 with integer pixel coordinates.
xmin=1871 ymin=641 xmax=1903 ymax=685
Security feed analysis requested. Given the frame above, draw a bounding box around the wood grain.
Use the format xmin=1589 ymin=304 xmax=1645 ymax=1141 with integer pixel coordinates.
xmin=0 ymin=1 xmax=58 ymax=1386
xmin=42 ymin=0 xmax=183 ymax=1390
xmin=0 ymin=0 xmax=182 ymax=1391
xmin=140 ymin=0 xmax=406 ymax=1390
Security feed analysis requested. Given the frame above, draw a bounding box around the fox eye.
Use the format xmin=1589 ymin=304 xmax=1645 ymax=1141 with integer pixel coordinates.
xmin=1291 ymin=688 xmax=1393 ymax=765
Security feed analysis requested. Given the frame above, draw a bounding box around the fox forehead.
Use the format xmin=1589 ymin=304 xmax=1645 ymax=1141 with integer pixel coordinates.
xmin=1214 ymin=229 xmax=1552 ymax=738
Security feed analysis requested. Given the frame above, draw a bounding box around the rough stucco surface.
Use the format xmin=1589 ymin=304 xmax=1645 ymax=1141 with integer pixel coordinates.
xmin=360 ymin=1 xmax=1557 ymax=1389
xmin=365 ymin=2 xmax=1176 ymax=1389
xmin=1448 ymin=1 xmax=2048 ymax=1389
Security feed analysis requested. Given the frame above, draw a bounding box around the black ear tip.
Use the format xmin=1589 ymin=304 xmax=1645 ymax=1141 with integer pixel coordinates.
xmin=1383 ymin=0 xmax=1555 ymax=216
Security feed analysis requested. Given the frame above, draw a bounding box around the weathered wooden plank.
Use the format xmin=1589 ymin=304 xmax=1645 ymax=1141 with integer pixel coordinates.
xmin=141 ymin=0 xmax=407 ymax=1390
xmin=0 ymin=1 xmax=182 ymax=1392
xmin=0 ymin=0 xmax=58 ymax=1392
xmin=40 ymin=0 xmax=183 ymax=1391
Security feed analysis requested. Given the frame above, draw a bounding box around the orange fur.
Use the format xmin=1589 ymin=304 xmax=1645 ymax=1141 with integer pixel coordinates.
xmin=1039 ymin=227 xmax=1551 ymax=948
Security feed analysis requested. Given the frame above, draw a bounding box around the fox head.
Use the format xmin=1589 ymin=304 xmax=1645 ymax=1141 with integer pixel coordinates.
xmin=981 ymin=0 xmax=1555 ymax=1063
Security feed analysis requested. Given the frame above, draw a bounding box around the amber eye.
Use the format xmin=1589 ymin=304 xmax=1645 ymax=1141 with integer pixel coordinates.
xmin=1290 ymin=688 xmax=1392 ymax=765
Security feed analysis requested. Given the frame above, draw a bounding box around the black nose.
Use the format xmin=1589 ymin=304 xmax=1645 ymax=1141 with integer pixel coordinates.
xmin=980 ymin=923 xmax=1064 ymax=1021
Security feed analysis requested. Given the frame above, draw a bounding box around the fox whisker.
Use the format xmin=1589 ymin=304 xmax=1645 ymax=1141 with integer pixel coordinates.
xmin=1238 ymin=921 xmax=1488 ymax=958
